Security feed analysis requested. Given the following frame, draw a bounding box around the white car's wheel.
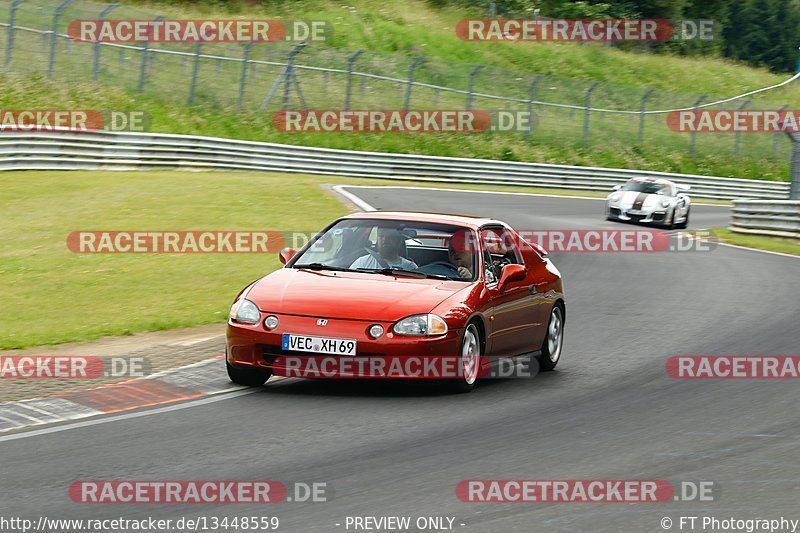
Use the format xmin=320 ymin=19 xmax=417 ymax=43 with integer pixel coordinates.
xmin=676 ymin=207 xmax=690 ymax=229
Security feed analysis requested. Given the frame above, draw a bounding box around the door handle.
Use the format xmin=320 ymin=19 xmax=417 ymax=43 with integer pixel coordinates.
xmin=529 ymin=284 xmax=537 ymax=294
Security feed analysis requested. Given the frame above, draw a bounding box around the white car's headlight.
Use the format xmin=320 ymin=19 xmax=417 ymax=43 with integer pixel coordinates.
xmin=661 ymin=199 xmax=671 ymax=207
xmin=393 ymin=314 xmax=448 ymax=336
xmin=609 ymin=193 xmax=622 ymax=203
xmin=229 ymin=298 xmax=261 ymax=324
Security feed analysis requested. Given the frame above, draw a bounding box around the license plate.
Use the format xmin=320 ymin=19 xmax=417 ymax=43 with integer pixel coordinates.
xmin=282 ymin=334 xmax=357 ymax=356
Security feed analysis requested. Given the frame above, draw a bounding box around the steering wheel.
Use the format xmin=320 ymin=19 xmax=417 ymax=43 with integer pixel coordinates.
xmin=418 ymin=261 xmax=462 ymax=278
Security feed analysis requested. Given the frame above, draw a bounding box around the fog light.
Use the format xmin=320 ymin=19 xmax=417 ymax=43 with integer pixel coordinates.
xmin=369 ymin=324 xmax=384 ymax=338
xmin=264 ymin=315 xmax=279 ymax=330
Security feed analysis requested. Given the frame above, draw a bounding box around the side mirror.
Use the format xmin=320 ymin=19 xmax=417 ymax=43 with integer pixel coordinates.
xmin=612 ymin=184 xmax=623 ymax=191
xmin=279 ymin=247 xmax=298 ymax=265
xmin=498 ymin=263 xmax=526 ymax=288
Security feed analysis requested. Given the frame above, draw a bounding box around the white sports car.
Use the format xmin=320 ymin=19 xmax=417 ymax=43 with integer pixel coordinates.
xmin=605 ymin=178 xmax=691 ymax=229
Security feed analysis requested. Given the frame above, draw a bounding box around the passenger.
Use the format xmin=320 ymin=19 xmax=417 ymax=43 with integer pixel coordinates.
xmin=448 ymin=229 xmax=476 ymax=280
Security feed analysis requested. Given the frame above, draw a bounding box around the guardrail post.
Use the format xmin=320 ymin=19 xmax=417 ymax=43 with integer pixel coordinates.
xmin=92 ymin=3 xmax=118 ymax=81
xmin=187 ymin=42 xmax=203 ymax=105
xmin=344 ymin=50 xmax=364 ymax=111
xmin=689 ymin=95 xmax=707 ymax=155
xmin=583 ymin=82 xmax=600 ymax=148
xmin=774 ymin=105 xmax=788 ymax=155
xmin=404 ymin=57 xmax=425 ymax=112
xmin=283 ymin=42 xmax=306 ymax=110
xmin=525 ymin=75 xmax=542 ymax=142
xmin=638 ymin=88 xmax=655 ymax=145
xmin=733 ymin=99 xmax=751 ymax=156
xmin=259 ymin=43 xmax=306 ymax=112
xmin=5 ymin=0 xmax=25 ymax=71
xmin=238 ymin=42 xmax=256 ymax=112
xmin=138 ymin=15 xmax=163 ymax=92
xmin=787 ymin=130 xmax=800 ymax=199
xmin=466 ymin=65 xmax=483 ymax=110
xmin=48 ymin=0 xmax=73 ymax=78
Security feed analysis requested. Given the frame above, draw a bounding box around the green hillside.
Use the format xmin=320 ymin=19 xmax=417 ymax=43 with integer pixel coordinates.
xmin=2 ymin=0 xmax=799 ymax=179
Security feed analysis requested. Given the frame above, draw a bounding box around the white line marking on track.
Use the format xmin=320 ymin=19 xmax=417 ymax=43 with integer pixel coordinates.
xmin=0 ymin=388 xmax=259 ymax=443
xmin=714 ymin=241 xmax=799 ymax=259
xmin=332 ymin=185 xmax=377 ymax=211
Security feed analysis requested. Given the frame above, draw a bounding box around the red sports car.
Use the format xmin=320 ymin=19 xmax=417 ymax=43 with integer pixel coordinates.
xmin=226 ymin=212 xmax=565 ymax=392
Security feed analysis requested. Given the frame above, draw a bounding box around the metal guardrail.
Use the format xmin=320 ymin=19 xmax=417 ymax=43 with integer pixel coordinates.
xmin=0 ymin=129 xmax=792 ymax=201
xmin=730 ymin=200 xmax=800 ymax=238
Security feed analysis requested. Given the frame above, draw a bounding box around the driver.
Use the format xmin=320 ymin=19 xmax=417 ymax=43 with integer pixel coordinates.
xmin=448 ymin=229 xmax=476 ymax=280
xmin=350 ymin=227 xmax=418 ymax=270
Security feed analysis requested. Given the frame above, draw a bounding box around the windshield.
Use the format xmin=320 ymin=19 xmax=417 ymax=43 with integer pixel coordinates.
xmin=621 ymin=181 xmax=673 ymax=195
xmin=622 ymin=180 xmax=672 ymax=196
xmin=292 ymin=219 xmax=479 ymax=282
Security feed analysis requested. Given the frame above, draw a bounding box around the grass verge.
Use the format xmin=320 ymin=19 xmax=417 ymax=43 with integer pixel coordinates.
xmin=711 ymin=228 xmax=800 ymax=256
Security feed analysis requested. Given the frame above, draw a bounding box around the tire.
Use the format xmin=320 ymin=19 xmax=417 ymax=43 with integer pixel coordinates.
xmin=538 ymin=304 xmax=564 ymax=372
xmin=447 ymin=323 xmax=481 ymax=393
xmin=666 ymin=208 xmax=677 ymax=230
xmin=675 ymin=207 xmax=690 ymax=230
xmin=227 ymin=360 xmax=271 ymax=386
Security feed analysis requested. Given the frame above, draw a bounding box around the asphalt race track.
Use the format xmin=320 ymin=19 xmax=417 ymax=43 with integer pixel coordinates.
xmin=2 ymin=187 xmax=799 ymax=533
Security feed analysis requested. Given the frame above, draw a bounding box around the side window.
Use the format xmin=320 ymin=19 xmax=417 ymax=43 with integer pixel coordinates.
xmin=480 ymin=227 xmax=523 ymax=282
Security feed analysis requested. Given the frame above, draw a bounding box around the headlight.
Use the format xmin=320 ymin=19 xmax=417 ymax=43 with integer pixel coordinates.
xmin=609 ymin=193 xmax=622 ymax=203
xmin=392 ymin=314 xmax=448 ymax=336
xmin=229 ymin=298 xmax=261 ymax=324
xmin=661 ymin=199 xmax=671 ymax=207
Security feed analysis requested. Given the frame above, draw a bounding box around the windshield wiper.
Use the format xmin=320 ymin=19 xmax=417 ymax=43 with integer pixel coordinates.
xmin=356 ymin=267 xmax=446 ymax=280
xmin=294 ymin=263 xmax=353 ymax=272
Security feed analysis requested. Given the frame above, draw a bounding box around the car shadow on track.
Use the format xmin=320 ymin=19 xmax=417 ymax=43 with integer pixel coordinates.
xmin=252 ymin=372 xmax=564 ymax=398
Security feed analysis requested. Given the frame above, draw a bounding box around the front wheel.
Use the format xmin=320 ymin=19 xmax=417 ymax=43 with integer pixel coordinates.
xmin=227 ymin=360 xmax=271 ymax=386
xmin=675 ymin=207 xmax=690 ymax=230
xmin=447 ymin=323 xmax=481 ymax=393
xmin=538 ymin=305 xmax=564 ymax=371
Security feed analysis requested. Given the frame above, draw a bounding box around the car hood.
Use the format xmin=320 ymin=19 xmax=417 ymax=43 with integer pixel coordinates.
xmin=612 ymin=191 xmax=668 ymax=210
xmin=246 ymin=268 xmax=471 ymax=321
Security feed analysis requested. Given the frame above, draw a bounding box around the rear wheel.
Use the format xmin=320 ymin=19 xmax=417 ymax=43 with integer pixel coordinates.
xmin=538 ymin=305 xmax=564 ymax=372
xmin=227 ymin=360 xmax=271 ymax=386
xmin=448 ymin=323 xmax=481 ymax=393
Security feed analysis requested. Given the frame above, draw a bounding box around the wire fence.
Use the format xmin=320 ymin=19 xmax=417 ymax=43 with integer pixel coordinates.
xmin=1 ymin=0 xmax=798 ymax=171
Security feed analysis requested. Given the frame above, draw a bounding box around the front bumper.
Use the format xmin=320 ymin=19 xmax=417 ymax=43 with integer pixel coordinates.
xmin=608 ymin=206 xmax=669 ymax=225
xmin=227 ymin=314 xmax=463 ymax=379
